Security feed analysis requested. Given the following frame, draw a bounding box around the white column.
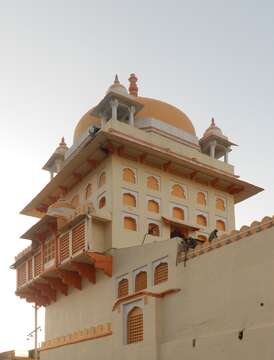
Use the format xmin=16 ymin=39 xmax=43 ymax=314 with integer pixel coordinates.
xmin=209 ymin=140 xmax=217 ymax=158
xmin=129 ymin=105 xmax=135 ymax=126
xmin=224 ymin=148 xmax=229 ymax=163
xmin=110 ymin=98 xmax=119 ymax=121
xmin=100 ymin=114 xmax=107 ymax=127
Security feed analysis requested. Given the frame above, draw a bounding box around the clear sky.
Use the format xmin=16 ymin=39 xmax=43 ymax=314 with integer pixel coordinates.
xmin=0 ymin=0 xmax=273 ymax=352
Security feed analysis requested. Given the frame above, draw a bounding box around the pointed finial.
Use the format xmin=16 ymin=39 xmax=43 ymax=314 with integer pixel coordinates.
xmin=59 ymin=137 xmax=66 ymax=146
xmin=114 ymin=74 xmax=120 ymax=84
xmin=211 ymin=117 xmax=216 ymax=127
xmin=128 ymin=73 xmax=138 ymax=96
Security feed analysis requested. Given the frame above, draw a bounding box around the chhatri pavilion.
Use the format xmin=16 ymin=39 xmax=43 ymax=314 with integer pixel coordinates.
xmin=12 ymin=74 xmax=274 ymax=360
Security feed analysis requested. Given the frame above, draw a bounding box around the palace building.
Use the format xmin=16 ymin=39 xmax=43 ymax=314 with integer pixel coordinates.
xmin=12 ymin=74 xmax=274 ymax=359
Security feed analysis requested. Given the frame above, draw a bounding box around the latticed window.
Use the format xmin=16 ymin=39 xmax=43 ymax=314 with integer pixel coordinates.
xmin=147 ymin=176 xmax=159 ymax=191
xmin=27 ymin=258 xmax=33 ymax=281
xmin=124 ymin=216 xmax=137 ymax=231
xmin=59 ymin=232 xmax=70 ymax=262
xmin=118 ymin=278 xmax=129 ymax=298
xmin=34 ymin=252 xmax=42 ymax=277
xmin=17 ymin=263 xmax=27 ymax=287
xmin=172 ymin=207 xmax=184 ymax=220
xmin=123 ymin=193 xmax=136 ymax=207
xmin=135 ymin=271 xmax=147 ymax=292
xmin=171 ymin=184 xmax=185 ymax=198
xmin=154 ymin=262 xmax=168 ymax=285
xmin=127 ymin=307 xmax=144 ymax=344
xmin=123 ymin=168 xmax=136 ymax=183
xmin=44 ymin=238 xmax=55 ymax=264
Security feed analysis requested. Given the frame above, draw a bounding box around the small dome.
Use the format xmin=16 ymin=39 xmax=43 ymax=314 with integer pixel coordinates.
xmin=202 ymin=118 xmax=227 ymax=139
xmin=73 ymin=111 xmax=101 ymax=143
xmin=107 ymin=74 xmax=128 ymax=95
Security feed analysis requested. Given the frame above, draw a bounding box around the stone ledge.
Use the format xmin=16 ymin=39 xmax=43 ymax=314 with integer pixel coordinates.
xmin=178 ymin=215 xmax=274 ymax=263
xmin=40 ymin=322 xmax=112 ymax=351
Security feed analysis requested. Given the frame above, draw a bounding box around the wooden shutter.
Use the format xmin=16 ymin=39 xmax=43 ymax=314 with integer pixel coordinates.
xmin=59 ymin=233 xmax=70 ymax=262
xmin=17 ymin=263 xmax=27 ymax=288
xmin=72 ymin=222 xmax=85 ymax=254
xmin=135 ymin=271 xmax=147 ymax=292
xmin=154 ymin=262 xmax=168 ymax=285
xmin=127 ymin=307 xmax=144 ymax=344
xmin=118 ymin=278 xmax=129 ymax=298
xmin=27 ymin=258 xmax=33 ymax=281
xmin=34 ymin=253 xmax=42 ymax=277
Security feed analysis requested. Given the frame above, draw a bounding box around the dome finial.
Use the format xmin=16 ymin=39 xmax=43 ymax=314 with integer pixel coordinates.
xmin=114 ymin=74 xmax=120 ymax=84
xmin=128 ymin=73 xmax=138 ymax=96
xmin=211 ymin=117 xmax=216 ymax=127
xmin=59 ymin=137 xmax=66 ymax=146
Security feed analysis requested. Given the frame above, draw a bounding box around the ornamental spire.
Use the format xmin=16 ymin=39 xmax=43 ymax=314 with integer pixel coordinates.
xmin=128 ymin=73 xmax=138 ymax=96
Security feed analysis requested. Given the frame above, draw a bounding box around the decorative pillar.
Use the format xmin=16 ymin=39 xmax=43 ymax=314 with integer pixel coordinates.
xmin=110 ymin=98 xmax=119 ymax=121
xmin=50 ymin=170 xmax=54 ymax=180
xmin=129 ymin=106 xmax=135 ymax=126
xmin=209 ymin=140 xmax=217 ymax=158
xmin=100 ymin=114 xmax=107 ymax=127
xmin=224 ymin=148 xmax=229 ymax=163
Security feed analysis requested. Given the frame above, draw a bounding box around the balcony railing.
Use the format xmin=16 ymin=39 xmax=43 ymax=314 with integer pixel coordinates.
xmin=16 ymin=219 xmax=87 ymax=290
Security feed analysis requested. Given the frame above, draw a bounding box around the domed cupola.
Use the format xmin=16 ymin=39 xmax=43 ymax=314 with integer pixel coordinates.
xmin=200 ymin=118 xmax=237 ymax=163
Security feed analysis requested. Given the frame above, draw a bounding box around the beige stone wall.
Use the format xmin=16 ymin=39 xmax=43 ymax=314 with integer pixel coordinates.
xmin=42 ymin=226 xmax=274 ymax=360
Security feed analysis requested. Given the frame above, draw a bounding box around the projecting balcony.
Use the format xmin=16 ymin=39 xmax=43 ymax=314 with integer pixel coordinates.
xmin=14 ymin=217 xmax=112 ymax=306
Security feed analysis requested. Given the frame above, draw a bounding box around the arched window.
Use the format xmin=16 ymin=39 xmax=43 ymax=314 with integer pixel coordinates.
xmin=71 ymin=194 xmax=79 ymax=208
xmin=197 ymin=192 xmax=207 ymax=206
xmin=154 ymin=262 xmax=168 ymax=285
xmin=127 ymin=307 xmax=144 ymax=344
xmin=171 ymin=184 xmax=185 ymax=198
xmin=135 ymin=271 xmax=147 ymax=292
xmin=197 ymin=235 xmax=207 ymax=242
xmin=117 ymin=278 xmax=129 ymax=298
xmin=216 ymin=219 xmax=226 ymax=232
xmin=147 ymin=176 xmax=159 ymax=191
xmin=98 ymin=172 xmax=106 ymax=187
xmin=124 ymin=216 xmax=137 ymax=231
xmin=172 ymin=207 xmax=184 ymax=220
xmin=196 ymin=214 xmax=207 ymax=227
xmin=99 ymin=196 xmax=106 ymax=209
xmin=148 ymin=223 xmax=160 ymax=236
xmin=216 ymin=198 xmax=225 ymax=211
xmin=123 ymin=193 xmax=136 ymax=207
xmin=85 ymin=184 xmax=92 ymax=200
xmin=123 ymin=168 xmax=136 ymax=184
xmin=148 ymin=199 xmax=159 ymax=213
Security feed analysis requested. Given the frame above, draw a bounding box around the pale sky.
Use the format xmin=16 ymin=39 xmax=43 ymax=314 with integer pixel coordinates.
xmin=0 ymin=0 xmax=273 ymax=352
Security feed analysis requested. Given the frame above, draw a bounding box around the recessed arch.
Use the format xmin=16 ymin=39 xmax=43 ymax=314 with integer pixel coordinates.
xmin=197 ymin=192 xmax=207 ymax=206
xmin=98 ymin=196 xmax=106 ymax=209
xmin=154 ymin=262 xmax=168 ymax=285
xmin=124 ymin=216 xmax=137 ymax=231
xmin=123 ymin=168 xmax=136 ymax=184
xmin=98 ymin=172 xmax=106 ymax=187
xmin=216 ymin=198 xmax=225 ymax=211
xmin=123 ymin=193 xmax=137 ymax=207
xmin=172 ymin=207 xmax=184 ymax=220
xmin=196 ymin=214 xmax=207 ymax=227
xmin=148 ymin=199 xmax=160 ymax=213
xmin=148 ymin=223 xmax=160 ymax=236
xmin=117 ymin=278 xmax=129 ymax=298
xmin=147 ymin=175 xmax=159 ymax=191
xmin=216 ymin=219 xmax=226 ymax=232
xmin=171 ymin=184 xmax=186 ymax=198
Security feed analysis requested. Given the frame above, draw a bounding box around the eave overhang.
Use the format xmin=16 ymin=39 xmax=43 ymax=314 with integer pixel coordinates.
xmin=21 ymin=123 xmax=263 ymax=218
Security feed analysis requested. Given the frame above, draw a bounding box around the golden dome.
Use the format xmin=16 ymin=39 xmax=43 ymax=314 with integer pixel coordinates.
xmin=73 ymin=97 xmax=196 ymax=143
xmin=136 ymin=97 xmax=196 ymax=135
